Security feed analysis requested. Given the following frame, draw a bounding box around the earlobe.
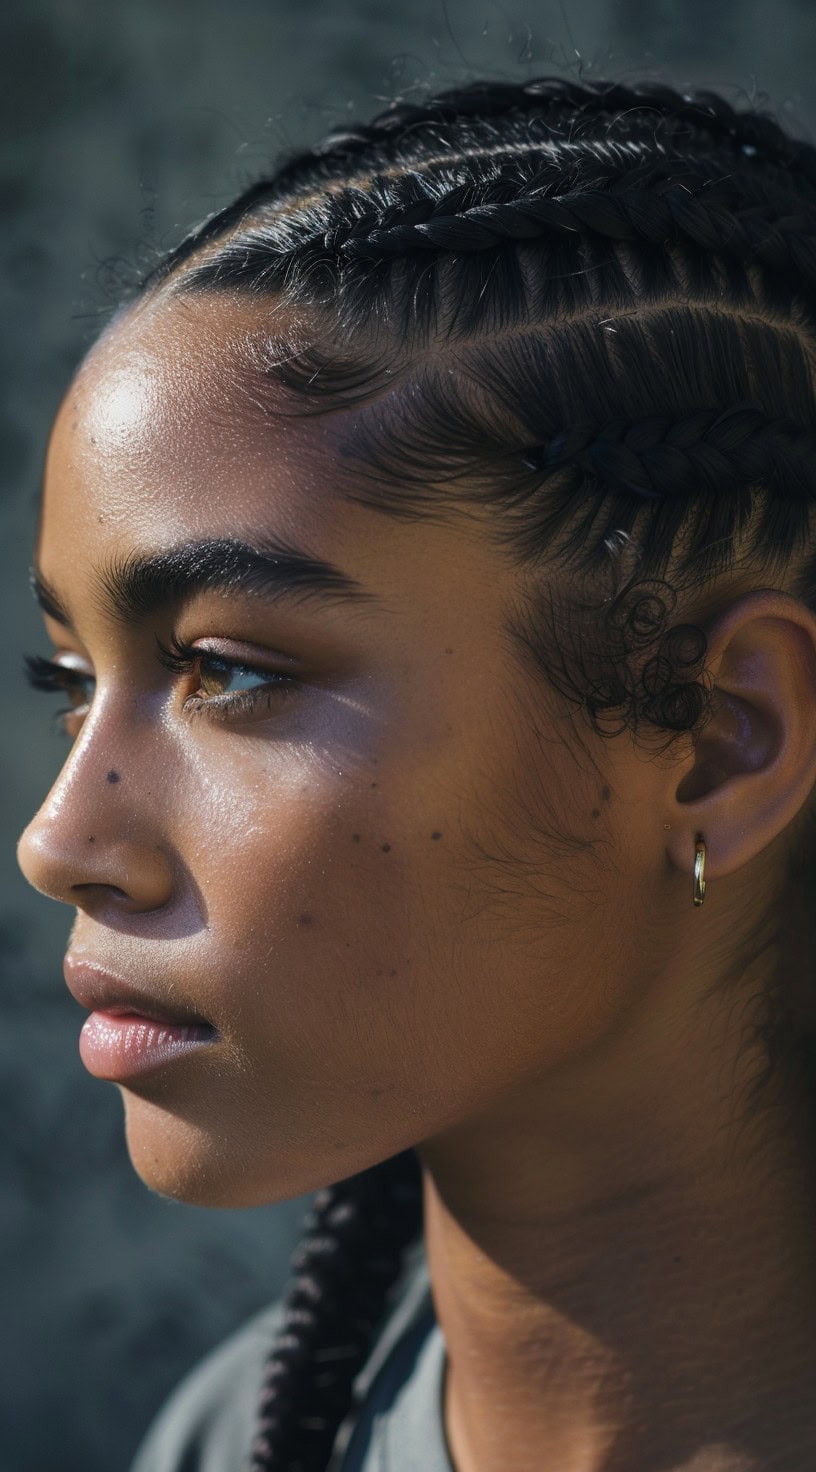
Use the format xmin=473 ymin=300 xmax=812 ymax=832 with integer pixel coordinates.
xmin=664 ymin=589 xmax=816 ymax=884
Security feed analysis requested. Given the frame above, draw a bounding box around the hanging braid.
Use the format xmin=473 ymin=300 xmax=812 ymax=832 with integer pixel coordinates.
xmin=131 ymin=73 xmax=816 ymax=1472
xmin=248 ymin=1150 xmax=423 ymax=1472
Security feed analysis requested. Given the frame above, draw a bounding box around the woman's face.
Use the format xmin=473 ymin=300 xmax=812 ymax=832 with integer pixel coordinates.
xmin=17 ymin=289 xmax=648 ymax=1208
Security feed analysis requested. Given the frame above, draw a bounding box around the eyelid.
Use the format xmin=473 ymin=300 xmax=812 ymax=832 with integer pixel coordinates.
xmin=190 ymin=637 xmax=301 ymax=673
xmin=51 ymin=651 xmax=93 ymax=673
xmin=23 ymin=652 xmax=94 ymax=686
xmin=156 ymin=630 xmax=301 ymax=680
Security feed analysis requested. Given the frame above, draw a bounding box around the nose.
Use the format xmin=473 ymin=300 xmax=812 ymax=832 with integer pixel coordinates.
xmin=17 ymin=738 xmax=174 ymax=918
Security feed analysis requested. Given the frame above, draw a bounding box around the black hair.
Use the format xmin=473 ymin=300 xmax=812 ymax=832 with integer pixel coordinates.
xmin=128 ymin=75 xmax=816 ymax=1471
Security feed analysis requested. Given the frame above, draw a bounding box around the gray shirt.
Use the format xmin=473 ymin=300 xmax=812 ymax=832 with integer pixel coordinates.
xmin=129 ymin=1236 xmax=453 ymax=1472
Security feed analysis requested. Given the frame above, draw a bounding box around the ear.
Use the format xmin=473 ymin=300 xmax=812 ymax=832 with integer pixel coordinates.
xmin=664 ymin=589 xmax=816 ymax=882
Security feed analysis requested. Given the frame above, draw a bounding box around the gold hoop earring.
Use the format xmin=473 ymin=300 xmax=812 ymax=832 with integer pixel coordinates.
xmin=693 ymin=836 xmax=706 ymax=907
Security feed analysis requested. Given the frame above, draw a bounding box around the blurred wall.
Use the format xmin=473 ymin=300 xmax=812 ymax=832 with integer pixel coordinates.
xmin=2 ymin=2 xmax=815 ymax=1468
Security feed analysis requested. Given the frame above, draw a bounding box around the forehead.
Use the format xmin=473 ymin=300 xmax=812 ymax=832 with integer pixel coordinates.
xmin=41 ymin=291 xmax=352 ymax=562
xmin=37 ymin=290 xmax=522 ymax=657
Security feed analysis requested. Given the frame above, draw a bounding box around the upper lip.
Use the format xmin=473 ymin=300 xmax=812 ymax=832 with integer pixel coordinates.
xmin=63 ymin=955 xmax=212 ymax=1028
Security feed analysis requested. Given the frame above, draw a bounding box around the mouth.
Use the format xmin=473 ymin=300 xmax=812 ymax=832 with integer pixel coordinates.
xmin=63 ymin=956 xmax=218 ymax=1081
xmin=63 ymin=955 xmax=213 ymax=1028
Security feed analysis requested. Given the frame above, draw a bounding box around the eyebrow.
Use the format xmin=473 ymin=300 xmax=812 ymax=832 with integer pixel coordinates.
xmin=30 ymin=536 xmax=378 ymax=630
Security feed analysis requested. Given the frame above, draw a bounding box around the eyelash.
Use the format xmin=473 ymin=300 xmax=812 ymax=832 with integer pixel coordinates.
xmin=23 ymin=634 xmax=298 ymax=737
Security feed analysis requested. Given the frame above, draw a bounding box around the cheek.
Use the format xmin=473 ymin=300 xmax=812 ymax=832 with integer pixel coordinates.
xmin=167 ymin=731 xmax=533 ymax=1162
xmin=175 ymin=744 xmax=433 ymax=1062
xmin=172 ymin=719 xmax=618 ymax=1095
xmin=122 ymin=747 xmax=469 ymax=1204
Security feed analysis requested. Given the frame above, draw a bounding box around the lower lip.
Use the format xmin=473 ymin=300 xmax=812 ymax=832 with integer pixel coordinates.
xmin=79 ymin=1011 xmax=218 ymax=1080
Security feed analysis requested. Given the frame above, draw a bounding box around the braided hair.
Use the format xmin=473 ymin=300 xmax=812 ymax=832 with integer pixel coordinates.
xmin=130 ymin=75 xmax=816 ymax=1470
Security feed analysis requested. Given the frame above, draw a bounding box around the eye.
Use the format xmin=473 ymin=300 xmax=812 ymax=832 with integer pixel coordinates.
xmin=22 ymin=638 xmax=300 ymax=741
xmin=23 ymin=654 xmax=95 ymax=736
xmin=155 ymin=633 xmax=300 ymax=722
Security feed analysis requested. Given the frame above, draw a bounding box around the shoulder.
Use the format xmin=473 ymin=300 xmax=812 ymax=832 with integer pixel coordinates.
xmin=128 ymin=1298 xmax=286 ymax=1472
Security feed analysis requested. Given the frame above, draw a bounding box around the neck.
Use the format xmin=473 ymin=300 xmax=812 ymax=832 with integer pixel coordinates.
xmin=418 ymin=992 xmax=816 ymax=1471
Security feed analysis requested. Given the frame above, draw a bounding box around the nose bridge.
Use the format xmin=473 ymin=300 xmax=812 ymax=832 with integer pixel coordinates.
xmin=17 ymin=699 xmax=174 ymax=911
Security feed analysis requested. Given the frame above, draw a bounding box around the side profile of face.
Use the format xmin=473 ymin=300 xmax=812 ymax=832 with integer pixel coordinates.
xmin=16 ymin=287 xmax=707 ymax=1209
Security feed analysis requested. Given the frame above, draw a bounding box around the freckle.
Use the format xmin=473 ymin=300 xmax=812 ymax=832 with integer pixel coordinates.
xmin=106 ymin=770 xmax=120 ymax=784
xmin=297 ymin=912 xmax=313 ymax=927
xmin=601 ymin=785 xmax=611 ymax=802
xmin=431 ymin=831 xmax=442 ymax=841
xmin=97 ymin=514 xmax=104 ymax=523
xmin=376 ymin=967 xmax=383 ymax=977
xmin=389 ymin=968 xmax=397 ymax=977
xmin=370 ymin=781 xmax=378 ymax=789
xmin=444 ymin=647 xmax=453 ymax=654
xmin=381 ymin=842 xmax=391 ymax=852
xmin=87 ymin=836 xmax=95 ymax=844
xmin=591 ymin=808 xmax=600 ymax=820
xmin=352 ymin=833 xmax=361 ymax=843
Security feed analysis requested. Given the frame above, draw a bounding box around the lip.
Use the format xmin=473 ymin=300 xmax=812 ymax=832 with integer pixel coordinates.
xmin=78 ymin=1011 xmax=217 ymax=1081
xmin=63 ymin=955 xmax=213 ymax=1029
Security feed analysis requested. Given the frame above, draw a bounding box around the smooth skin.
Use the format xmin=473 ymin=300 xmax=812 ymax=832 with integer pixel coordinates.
xmin=17 ymin=286 xmax=816 ymax=1471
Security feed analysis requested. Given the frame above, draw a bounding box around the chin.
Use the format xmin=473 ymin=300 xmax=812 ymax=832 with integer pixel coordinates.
xmin=118 ymin=1091 xmax=302 ymax=1208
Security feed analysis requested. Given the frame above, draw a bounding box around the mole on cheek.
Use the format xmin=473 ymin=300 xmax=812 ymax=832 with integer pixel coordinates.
xmin=297 ymin=913 xmax=314 ymax=927
xmin=431 ymin=831 xmax=442 ymax=841
xmin=88 ymin=836 xmax=95 ymax=844
xmin=106 ymin=770 xmax=120 ymax=784
xmin=381 ymin=843 xmax=391 ymax=853
xmin=601 ymin=785 xmax=611 ymax=802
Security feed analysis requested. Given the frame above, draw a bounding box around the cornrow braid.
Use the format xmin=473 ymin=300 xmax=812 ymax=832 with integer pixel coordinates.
xmin=271 ymin=76 xmax=816 ymax=191
xmin=137 ymin=74 xmax=816 ymax=294
xmin=520 ymin=403 xmax=816 ymax=503
xmin=248 ymin=1150 xmax=423 ymax=1472
xmin=338 ymin=174 xmax=816 ymax=285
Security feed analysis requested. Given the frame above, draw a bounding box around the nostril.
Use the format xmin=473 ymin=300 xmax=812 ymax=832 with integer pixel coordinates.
xmin=73 ymin=882 xmax=130 ymax=902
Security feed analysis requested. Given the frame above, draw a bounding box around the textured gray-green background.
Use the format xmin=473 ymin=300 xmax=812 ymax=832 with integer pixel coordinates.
xmin=3 ymin=2 xmax=815 ymax=1469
